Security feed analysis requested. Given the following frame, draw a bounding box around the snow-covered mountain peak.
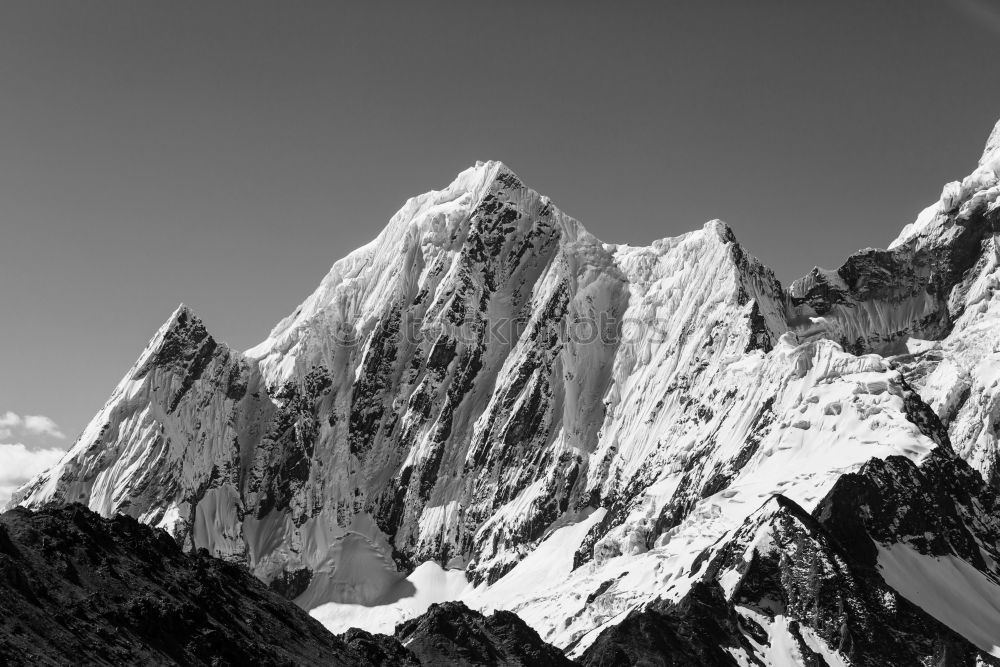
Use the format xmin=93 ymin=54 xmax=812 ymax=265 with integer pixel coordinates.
xmin=6 ymin=296 xmax=250 ymax=517
xmin=248 ymin=164 xmax=762 ymax=383
xmin=128 ymin=302 xmax=222 ymax=380
xmin=786 ymin=117 xmax=1000 ymax=489
xmin=165 ymin=301 xmax=193 ymax=325
xmin=247 ymin=160 xmax=599 ymax=387
xmin=980 ymin=117 xmax=1000 ymax=170
xmin=891 ymin=120 xmax=1000 ymax=251
xmin=15 ymin=157 xmax=798 ymax=582
xmin=145 ymin=302 xmax=197 ymax=348
xmin=701 ymin=217 xmax=737 ymax=242
xmin=419 ymin=160 xmax=510 ymax=211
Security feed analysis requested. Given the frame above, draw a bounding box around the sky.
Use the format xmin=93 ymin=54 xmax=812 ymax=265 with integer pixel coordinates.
xmin=2 ymin=0 xmax=1000 ymax=497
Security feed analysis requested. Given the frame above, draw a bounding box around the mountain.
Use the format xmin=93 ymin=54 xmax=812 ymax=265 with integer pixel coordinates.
xmin=789 ymin=118 xmax=1000 ymax=485
xmin=10 ymin=119 xmax=1000 ymax=664
xmin=0 ymin=503 xmax=377 ymax=665
xmin=0 ymin=504 xmax=574 ymax=666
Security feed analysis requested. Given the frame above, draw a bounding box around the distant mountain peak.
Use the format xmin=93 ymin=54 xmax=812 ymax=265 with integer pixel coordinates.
xmin=134 ymin=302 xmax=218 ymax=379
xmin=890 ymin=118 xmax=1000 ymax=250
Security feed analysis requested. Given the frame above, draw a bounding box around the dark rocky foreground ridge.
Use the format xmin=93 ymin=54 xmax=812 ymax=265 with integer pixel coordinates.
xmin=389 ymin=601 xmax=575 ymax=667
xmin=0 ymin=503 xmax=368 ymax=665
xmin=0 ymin=504 xmax=575 ymax=666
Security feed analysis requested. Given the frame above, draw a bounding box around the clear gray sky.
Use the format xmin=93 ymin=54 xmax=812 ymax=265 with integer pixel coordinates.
xmin=2 ymin=0 xmax=1000 ymax=455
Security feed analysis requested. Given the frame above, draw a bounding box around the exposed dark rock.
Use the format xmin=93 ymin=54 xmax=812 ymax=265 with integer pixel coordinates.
xmin=350 ymin=306 xmax=403 ymax=457
xmin=716 ymin=493 xmax=986 ymax=665
xmin=267 ymin=566 xmax=313 ymax=600
xmin=0 ymin=505 xmax=586 ymax=667
xmin=787 ymin=204 xmax=1000 ymax=354
xmin=578 ymin=580 xmax=755 ymax=667
xmin=0 ymin=504 xmax=372 ymax=666
xmin=341 ymin=628 xmax=421 ymax=666
xmin=394 ymin=601 xmax=575 ymax=667
xmin=816 ymin=448 xmax=1000 ymax=577
xmin=0 ymin=504 xmax=607 ymax=666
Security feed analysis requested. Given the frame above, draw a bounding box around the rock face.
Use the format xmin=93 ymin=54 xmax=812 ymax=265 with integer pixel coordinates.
xmin=0 ymin=504 xmax=373 ymax=666
xmin=0 ymin=504 xmax=577 ymax=666
xmin=578 ymin=580 xmax=757 ymax=667
xmin=11 ymin=120 xmax=1000 ymax=665
xmin=395 ymin=601 xmax=575 ymax=667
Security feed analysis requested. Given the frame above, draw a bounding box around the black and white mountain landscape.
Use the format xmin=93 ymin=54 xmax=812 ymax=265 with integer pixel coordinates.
xmin=5 ymin=117 xmax=1000 ymax=665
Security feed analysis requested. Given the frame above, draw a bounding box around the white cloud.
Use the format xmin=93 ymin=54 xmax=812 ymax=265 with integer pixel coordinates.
xmin=0 ymin=442 xmax=66 ymax=507
xmin=0 ymin=411 xmax=66 ymax=440
xmin=0 ymin=411 xmax=22 ymax=428
xmin=22 ymin=415 xmax=66 ymax=439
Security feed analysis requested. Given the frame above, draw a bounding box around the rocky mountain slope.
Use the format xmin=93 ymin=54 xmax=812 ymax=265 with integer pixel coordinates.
xmin=10 ymin=119 xmax=1000 ymax=664
xmin=0 ymin=504 xmax=574 ymax=666
xmin=577 ymin=432 xmax=1000 ymax=665
xmin=392 ymin=601 xmax=575 ymax=667
xmin=0 ymin=503 xmax=373 ymax=665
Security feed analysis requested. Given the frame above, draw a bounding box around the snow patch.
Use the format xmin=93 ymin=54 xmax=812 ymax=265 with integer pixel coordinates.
xmin=877 ymin=542 xmax=1000 ymax=657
